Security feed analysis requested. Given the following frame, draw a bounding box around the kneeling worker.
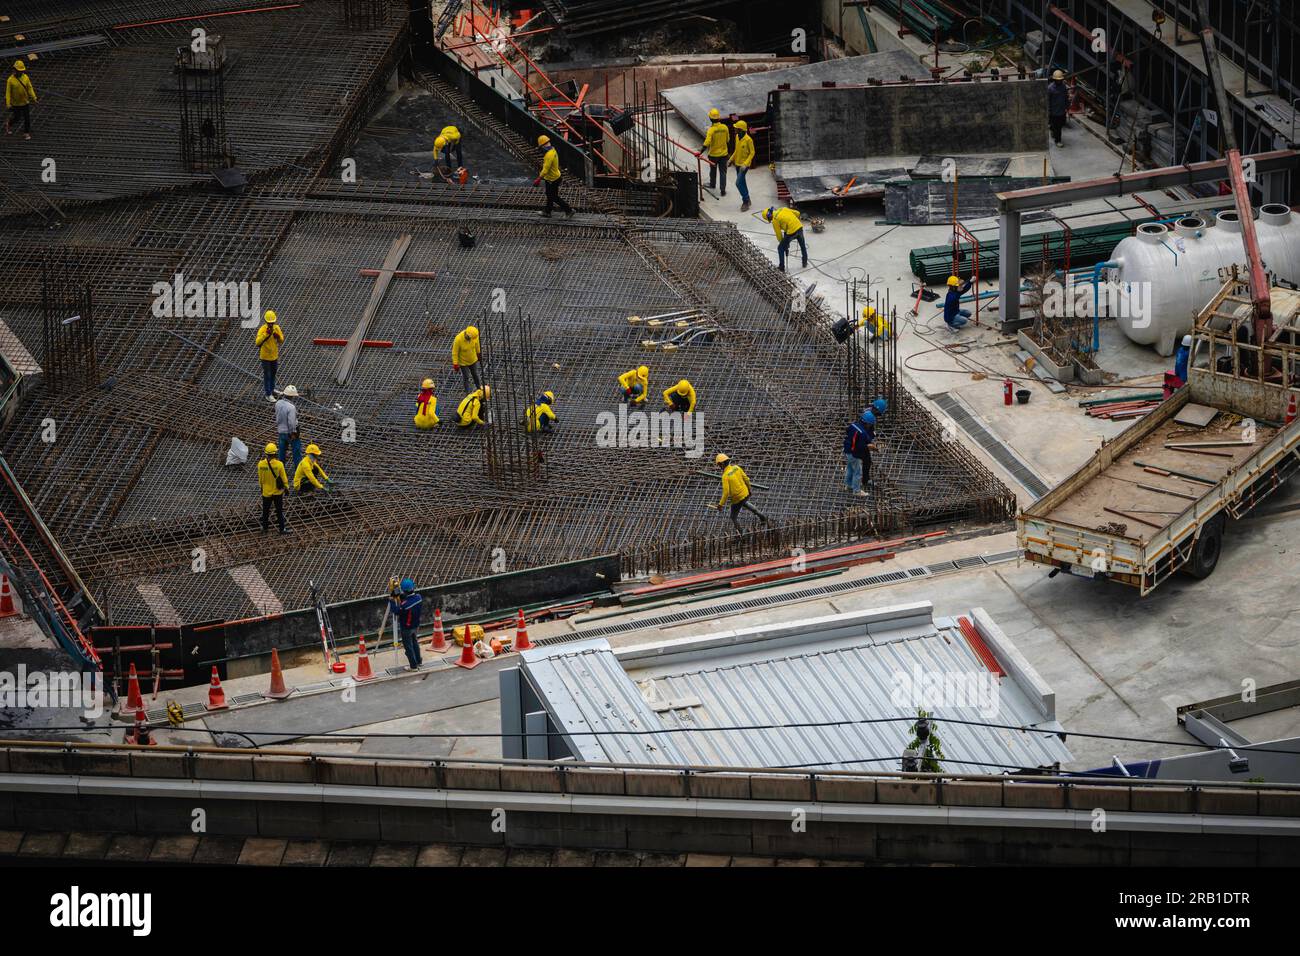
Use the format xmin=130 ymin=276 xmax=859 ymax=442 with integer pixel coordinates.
xmin=414 ymin=378 xmax=439 ymax=429
xmin=457 ymin=385 xmax=491 ymax=428
xmin=715 ymin=452 xmax=767 ymax=531
xmin=525 ymin=391 xmax=557 ymax=433
xmin=294 ymin=443 xmax=331 ymax=495
xmin=663 ymin=379 xmax=696 ymax=414
xmin=257 ymin=442 xmax=289 ymax=534
xmin=618 ymin=365 xmax=649 ymax=404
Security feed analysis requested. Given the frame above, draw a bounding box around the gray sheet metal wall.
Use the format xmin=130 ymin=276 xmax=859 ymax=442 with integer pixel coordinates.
xmin=772 ymin=79 xmax=1050 ymax=163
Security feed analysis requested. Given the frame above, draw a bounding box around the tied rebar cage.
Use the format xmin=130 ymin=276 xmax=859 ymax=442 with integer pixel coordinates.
xmin=40 ymin=248 xmax=97 ymax=395
xmin=841 ymin=276 xmax=898 ymax=420
xmin=343 ymin=0 xmax=389 ymax=31
xmin=482 ymin=308 xmax=544 ymax=488
xmin=176 ymin=37 xmax=229 ymax=173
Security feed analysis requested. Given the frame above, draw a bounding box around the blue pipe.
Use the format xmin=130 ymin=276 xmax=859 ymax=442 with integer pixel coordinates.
xmin=1091 ymin=261 xmax=1121 ymax=354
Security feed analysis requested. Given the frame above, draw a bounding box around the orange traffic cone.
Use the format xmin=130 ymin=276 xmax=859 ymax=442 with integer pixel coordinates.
xmin=265 ymin=648 xmax=291 ymax=699
xmin=1287 ymin=392 xmax=1297 ymax=425
xmin=0 ymin=574 xmax=17 ymax=618
xmin=513 ymin=609 xmax=534 ymax=652
xmin=356 ymin=639 xmax=375 ymax=681
xmin=454 ymin=630 xmax=479 ymax=670
xmin=114 ymin=662 xmax=144 ymax=718
xmin=429 ymin=607 xmax=449 ymax=653
xmin=128 ymin=707 xmax=156 ymax=746
xmin=207 ymin=666 xmax=227 ymax=710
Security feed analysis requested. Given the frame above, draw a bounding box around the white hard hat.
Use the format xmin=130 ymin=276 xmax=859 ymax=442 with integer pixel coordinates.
xmin=281 ymin=385 xmax=300 ymax=398
xmin=1181 ymin=335 xmax=1192 ymax=346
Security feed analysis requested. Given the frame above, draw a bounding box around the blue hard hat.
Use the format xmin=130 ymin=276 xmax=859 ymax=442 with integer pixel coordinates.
xmin=400 ymin=578 xmax=415 ymax=594
xmin=872 ymin=397 xmax=887 ymax=415
xmin=630 ymin=383 xmax=643 ymax=396
xmin=860 ymin=410 xmax=876 ymax=426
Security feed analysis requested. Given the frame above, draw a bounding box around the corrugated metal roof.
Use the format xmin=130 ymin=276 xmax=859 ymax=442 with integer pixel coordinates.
xmin=519 ymin=605 xmax=1072 ymax=772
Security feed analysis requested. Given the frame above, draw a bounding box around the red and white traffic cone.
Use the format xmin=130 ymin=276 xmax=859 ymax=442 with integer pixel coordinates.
xmin=1286 ymin=392 xmax=1296 ymax=425
xmin=128 ymin=707 xmax=156 ymax=746
xmin=356 ymin=639 xmax=376 ymax=681
xmin=429 ymin=607 xmax=449 ymax=653
xmin=207 ymin=666 xmax=228 ymax=710
xmin=0 ymin=574 xmax=18 ymax=618
xmin=115 ymin=662 xmax=145 ymax=718
xmin=265 ymin=648 xmax=291 ymax=699
xmin=513 ymin=609 xmax=533 ymax=652
xmin=454 ymin=629 xmax=479 ymax=670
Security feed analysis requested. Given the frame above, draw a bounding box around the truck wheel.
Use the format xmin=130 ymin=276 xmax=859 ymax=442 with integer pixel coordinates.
xmin=1184 ymin=514 xmax=1226 ymax=580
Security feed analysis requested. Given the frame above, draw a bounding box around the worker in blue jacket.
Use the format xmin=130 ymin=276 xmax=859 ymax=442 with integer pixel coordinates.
xmin=943 ymin=275 xmax=973 ymax=329
xmin=1174 ymin=334 xmax=1191 ymax=384
xmin=389 ymin=578 xmax=424 ymax=670
xmin=843 ymin=410 xmax=878 ymax=497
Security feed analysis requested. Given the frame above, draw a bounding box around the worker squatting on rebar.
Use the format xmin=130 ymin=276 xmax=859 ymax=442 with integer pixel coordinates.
xmin=257 ymin=443 xmax=289 ymax=534
xmin=294 ymin=443 xmax=332 ymax=495
xmin=456 ymin=385 xmax=491 ymax=428
xmin=525 ymin=391 xmax=557 ymax=433
xmin=534 ymin=134 xmax=574 ymax=219
xmin=663 ymin=379 xmax=696 ymax=414
xmin=762 ymin=206 xmax=808 ymax=273
xmin=255 ymin=309 xmax=284 ymax=399
xmin=714 ymin=452 xmax=768 ymax=531
xmin=414 ymin=378 xmax=439 ymax=428
xmin=389 ymin=578 xmax=423 ymax=671
xmin=618 ymin=365 xmax=649 ymax=404
xmin=5 ymin=59 xmax=36 ymax=140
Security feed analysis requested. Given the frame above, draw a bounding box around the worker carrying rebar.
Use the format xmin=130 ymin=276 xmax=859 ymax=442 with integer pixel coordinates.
xmin=663 ymin=379 xmax=696 ymax=414
xmin=943 ymin=275 xmax=973 ymax=330
xmin=389 ymin=578 xmax=423 ymax=671
xmin=255 ymin=309 xmax=284 ymax=400
xmin=729 ymin=119 xmax=754 ymax=212
xmin=414 ymin=378 xmax=440 ymax=429
xmin=534 ymin=134 xmax=574 ymax=219
xmin=761 ymin=206 xmax=807 ymax=273
xmin=844 ymin=410 xmax=878 ymax=498
xmin=275 ymin=385 xmax=304 ymax=480
xmin=702 ymin=108 xmax=730 ymax=197
xmin=456 ymin=385 xmax=491 ymax=428
xmin=5 ymin=60 xmax=35 ymax=140
xmin=618 ymin=365 xmax=649 ymax=404
xmin=525 ymin=391 xmax=557 ymax=433
xmin=293 ymin=443 xmax=331 ymax=495
xmin=1047 ymin=70 xmax=1069 ymax=147
xmin=714 ymin=453 xmax=768 ymax=531
xmin=452 ymin=324 xmax=484 ymax=393
xmin=435 ymin=124 xmax=463 ymax=171
xmin=257 ymin=442 xmax=289 ymax=534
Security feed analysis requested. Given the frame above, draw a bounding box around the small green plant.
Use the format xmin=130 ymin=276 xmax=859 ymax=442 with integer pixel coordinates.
xmin=907 ymin=709 xmax=946 ymax=773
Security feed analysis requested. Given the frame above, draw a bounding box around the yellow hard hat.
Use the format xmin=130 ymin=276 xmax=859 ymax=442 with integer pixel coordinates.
xmin=677 ymin=379 xmax=690 ymax=391
xmin=761 ymin=207 xmax=774 ymax=221
xmin=465 ymin=325 xmax=478 ymax=339
xmin=13 ymin=61 xmax=25 ymax=72
xmin=734 ymin=119 xmax=747 ymax=132
xmin=1052 ymin=69 xmax=1065 ymax=80
xmin=434 ymin=136 xmax=447 ymax=151
xmin=537 ymin=134 xmax=551 ymax=147
xmin=637 ymin=365 xmax=648 ymax=377
xmin=715 ymin=453 xmax=730 ymax=465
xmin=708 ymin=108 xmax=720 ymax=120
xmin=264 ymin=309 xmax=277 ymax=323
xmin=947 ymin=276 xmax=961 ymax=287
xmin=482 ymin=385 xmax=491 ymax=398
xmin=264 ymin=442 xmax=278 ymax=455
xmin=543 ymin=390 xmax=554 ymax=402
xmin=422 ymin=378 xmax=434 ymax=389
xmin=306 ymin=443 xmax=321 ymax=456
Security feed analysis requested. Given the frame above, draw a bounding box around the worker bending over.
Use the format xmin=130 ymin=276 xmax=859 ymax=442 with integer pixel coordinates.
xmin=943 ymin=275 xmax=973 ymax=330
xmin=715 ymin=453 xmax=767 ymax=531
xmin=294 ymin=443 xmax=331 ymax=495
xmin=618 ymin=365 xmax=649 ymax=404
xmin=5 ymin=60 xmax=36 ymax=140
xmin=525 ymin=391 xmax=557 ymax=433
xmin=663 ymin=379 xmax=696 ymax=414
xmin=435 ymin=124 xmax=463 ymax=170
xmin=457 ymin=385 xmax=491 ymax=428
xmin=389 ymin=578 xmax=423 ymax=671
xmin=255 ymin=309 xmax=284 ymax=400
xmin=534 ymin=134 xmax=574 ymax=219
xmin=257 ymin=443 xmax=289 ymax=534
xmin=414 ymin=378 xmax=439 ymax=429
xmin=702 ymin=108 xmax=730 ymax=196
xmin=452 ymin=324 xmax=484 ymax=392
xmin=729 ymin=119 xmax=754 ymax=211
xmin=761 ymin=206 xmax=807 ymax=273
xmin=843 ymin=410 xmax=878 ymax=498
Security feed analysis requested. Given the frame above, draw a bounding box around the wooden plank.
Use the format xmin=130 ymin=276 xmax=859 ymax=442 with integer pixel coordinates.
xmin=334 ymin=234 xmax=412 ymax=385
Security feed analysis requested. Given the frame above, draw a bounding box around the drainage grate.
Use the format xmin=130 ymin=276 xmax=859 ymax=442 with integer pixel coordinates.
xmin=534 ymin=550 xmax=1021 ymax=646
xmin=144 ymin=701 xmax=205 ymax=724
xmin=228 ymin=693 xmax=263 ymax=707
xmin=933 ymin=392 xmax=1050 ymax=498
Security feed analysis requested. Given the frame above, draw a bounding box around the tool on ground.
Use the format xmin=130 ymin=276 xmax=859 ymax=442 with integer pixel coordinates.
xmin=309 ymin=579 xmax=345 ymax=673
xmin=830 ymin=177 xmax=857 ymax=197
xmin=627 ymin=309 xmax=697 ymax=326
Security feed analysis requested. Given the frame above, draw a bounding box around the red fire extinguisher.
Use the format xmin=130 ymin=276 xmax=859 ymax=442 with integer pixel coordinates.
xmin=1003 ymin=378 xmax=1014 ymax=406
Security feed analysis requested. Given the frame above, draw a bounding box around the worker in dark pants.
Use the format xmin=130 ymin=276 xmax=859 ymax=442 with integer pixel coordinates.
xmin=390 ymin=578 xmax=423 ymax=670
xmin=534 ymin=134 xmax=574 ymax=219
xmin=1047 ymin=70 xmax=1069 ymax=146
xmin=715 ymin=452 xmax=768 ymax=531
xmin=844 ymin=410 xmax=878 ymax=498
xmin=257 ymin=442 xmax=289 ymax=534
xmin=5 ymin=60 xmax=36 ymax=140
xmin=702 ymin=108 xmax=730 ymax=196
xmin=944 ymin=275 xmax=973 ymax=330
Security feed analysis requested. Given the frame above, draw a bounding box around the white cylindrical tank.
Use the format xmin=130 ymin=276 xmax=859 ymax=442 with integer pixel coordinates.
xmin=1107 ymin=204 xmax=1300 ymax=355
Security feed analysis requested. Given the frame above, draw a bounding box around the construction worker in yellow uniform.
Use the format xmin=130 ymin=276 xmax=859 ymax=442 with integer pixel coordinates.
xmin=457 ymin=385 xmax=491 ymax=428
xmin=257 ymin=443 xmax=289 ymax=533
xmin=534 ymin=134 xmax=574 ymax=219
xmin=525 ymin=391 xmax=557 ymax=433
xmin=663 ymin=379 xmax=696 ymax=414
xmin=862 ymin=305 xmax=891 ymax=341
xmin=702 ymin=107 xmax=730 ymax=196
xmin=294 ymin=443 xmax=331 ymax=495
xmin=729 ymin=119 xmax=754 ymax=211
xmin=414 ymin=378 xmax=439 ymax=429
xmin=714 ymin=453 xmax=767 ymax=531
xmin=618 ymin=365 xmax=649 ymax=404
xmin=761 ymin=206 xmax=807 ymax=273
xmin=452 ymin=325 xmax=483 ymax=393
xmin=435 ymin=124 xmax=463 ymax=171
xmin=5 ymin=60 xmax=36 ymax=139
xmin=255 ymin=310 xmax=284 ymax=400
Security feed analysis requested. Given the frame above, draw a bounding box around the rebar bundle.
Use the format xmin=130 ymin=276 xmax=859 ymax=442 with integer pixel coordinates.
xmin=482 ymin=309 xmax=545 ymax=488
xmin=40 ymin=248 xmax=97 ymax=394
